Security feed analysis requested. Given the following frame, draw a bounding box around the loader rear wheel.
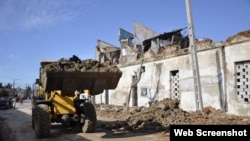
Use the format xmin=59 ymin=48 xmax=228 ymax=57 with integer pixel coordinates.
xmin=34 ymin=104 xmax=51 ymax=138
xmin=81 ymin=102 xmax=97 ymax=133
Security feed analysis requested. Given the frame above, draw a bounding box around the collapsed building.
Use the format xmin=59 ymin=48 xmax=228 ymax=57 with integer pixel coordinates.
xmin=94 ymin=21 xmax=250 ymax=116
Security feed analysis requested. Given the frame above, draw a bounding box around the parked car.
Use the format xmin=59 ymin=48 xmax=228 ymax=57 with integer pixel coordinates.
xmin=0 ymin=97 xmax=10 ymax=109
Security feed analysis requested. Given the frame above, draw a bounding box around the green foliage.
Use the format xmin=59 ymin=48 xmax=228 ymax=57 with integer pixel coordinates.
xmin=26 ymin=85 xmax=32 ymax=91
xmin=0 ymin=82 xmax=11 ymax=97
xmin=5 ymin=83 xmax=12 ymax=89
xmin=0 ymin=89 xmax=9 ymax=97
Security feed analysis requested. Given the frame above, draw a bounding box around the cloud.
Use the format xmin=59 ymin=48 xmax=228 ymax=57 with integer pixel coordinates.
xmin=0 ymin=0 xmax=95 ymax=31
xmin=8 ymin=54 xmax=14 ymax=59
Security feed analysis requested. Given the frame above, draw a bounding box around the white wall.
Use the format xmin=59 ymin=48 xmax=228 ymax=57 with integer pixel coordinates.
xmin=95 ymin=39 xmax=250 ymax=116
xmin=105 ymin=48 xmax=223 ymax=110
xmin=224 ymin=40 xmax=250 ymax=116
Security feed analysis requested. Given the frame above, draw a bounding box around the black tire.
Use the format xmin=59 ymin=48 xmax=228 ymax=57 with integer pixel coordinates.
xmin=31 ymin=107 xmax=35 ymax=129
xmin=31 ymin=98 xmax=37 ymax=129
xmin=81 ymin=102 xmax=97 ymax=133
xmin=34 ymin=104 xmax=51 ymax=138
xmin=32 ymin=97 xmax=37 ymax=107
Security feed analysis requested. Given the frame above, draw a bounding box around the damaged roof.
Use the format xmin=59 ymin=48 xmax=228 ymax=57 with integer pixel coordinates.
xmin=142 ymin=28 xmax=185 ymax=48
xmin=96 ymin=39 xmax=120 ymax=53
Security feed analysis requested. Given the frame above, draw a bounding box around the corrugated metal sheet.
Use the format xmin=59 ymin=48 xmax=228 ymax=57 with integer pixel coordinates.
xmin=119 ymin=28 xmax=134 ymax=41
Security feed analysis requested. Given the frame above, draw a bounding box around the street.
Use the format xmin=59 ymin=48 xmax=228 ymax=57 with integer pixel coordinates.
xmin=0 ymin=100 xmax=169 ymax=141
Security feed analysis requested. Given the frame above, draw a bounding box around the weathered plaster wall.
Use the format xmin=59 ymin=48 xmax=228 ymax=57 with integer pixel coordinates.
xmin=103 ymin=47 xmax=224 ymax=112
xmin=224 ymin=40 xmax=250 ymax=116
xmin=180 ymin=49 xmax=224 ymax=112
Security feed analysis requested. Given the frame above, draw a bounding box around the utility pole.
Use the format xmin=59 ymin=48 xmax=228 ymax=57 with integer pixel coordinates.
xmin=185 ymin=0 xmax=203 ymax=111
xmin=13 ymin=79 xmax=19 ymax=94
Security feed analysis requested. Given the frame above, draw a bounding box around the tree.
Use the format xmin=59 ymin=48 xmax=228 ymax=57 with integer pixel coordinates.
xmin=0 ymin=89 xmax=9 ymax=97
xmin=0 ymin=82 xmax=10 ymax=97
xmin=125 ymin=59 xmax=144 ymax=110
xmin=25 ymin=85 xmax=32 ymax=98
xmin=5 ymin=83 xmax=12 ymax=89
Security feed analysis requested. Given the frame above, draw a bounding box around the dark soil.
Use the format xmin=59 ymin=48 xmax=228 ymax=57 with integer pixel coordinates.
xmin=0 ymin=117 xmax=16 ymax=141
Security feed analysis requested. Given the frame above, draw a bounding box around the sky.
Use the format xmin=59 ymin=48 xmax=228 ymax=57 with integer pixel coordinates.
xmin=0 ymin=0 xmax=249 ymax=88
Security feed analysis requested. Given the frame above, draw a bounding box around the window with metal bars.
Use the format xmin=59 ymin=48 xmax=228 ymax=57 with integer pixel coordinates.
xmin=170 ymin=70 xmax=180 ymax=99
xmin=235 ymin=61 xmax=250 ymax=102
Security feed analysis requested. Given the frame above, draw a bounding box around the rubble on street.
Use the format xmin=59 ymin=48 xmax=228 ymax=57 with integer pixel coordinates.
xmin=96 ymin=98 xmax=250 ymax=133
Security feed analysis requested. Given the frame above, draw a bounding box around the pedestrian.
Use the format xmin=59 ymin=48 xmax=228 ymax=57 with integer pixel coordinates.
xmin=19 ymin=97 xmax=23 ymax=105
xmin=10 ymin=94 xmax=17 ymax=108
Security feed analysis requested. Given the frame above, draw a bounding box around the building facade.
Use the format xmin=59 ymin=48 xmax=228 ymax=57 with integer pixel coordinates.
xmin=94 ymin=23 xmax=250 ymax=116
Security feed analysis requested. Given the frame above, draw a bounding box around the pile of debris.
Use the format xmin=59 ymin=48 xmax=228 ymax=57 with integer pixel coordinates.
xmin=96 ymin=98 xmax=250 ymax=132
xmin=41 ymin=55 xmax=121 ymax=73
xmin=39 ymin=55 xmax=122 ymax=96
xmin=226 ymin=29 xmax=250 ymax=43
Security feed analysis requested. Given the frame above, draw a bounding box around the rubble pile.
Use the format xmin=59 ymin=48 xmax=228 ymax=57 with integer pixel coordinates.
xmin=39 ymin=55 xmax=122 ymax=95
xmin=158 ymin=45 xmax=179 ymax=56
xmin=42 ymin=55 xmax=121 ymax=73
xmin=226 ymin=29 xmax=250 ymax=43
xmin=96 ymin=98 xmax=250 ymax=132
xmin=196 ymin=38 xmax=213 ymax=50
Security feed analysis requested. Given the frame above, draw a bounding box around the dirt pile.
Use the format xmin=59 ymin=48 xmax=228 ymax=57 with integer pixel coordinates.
xmin=41 ymin=55 xmax=121 ymax=73
xmin=39 ymin=55 xmax=122 ymax=95
xmin=226 ymin=29 xmax=250 ymax=43
xmin=96 ymin=98 xmax=250 ymax=132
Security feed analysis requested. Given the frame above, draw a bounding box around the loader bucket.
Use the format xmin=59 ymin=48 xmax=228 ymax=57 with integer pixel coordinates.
xmin=41 ymin=71 xmax=122 ymax=96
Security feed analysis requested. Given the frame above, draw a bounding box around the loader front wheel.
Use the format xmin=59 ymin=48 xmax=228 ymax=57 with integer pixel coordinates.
xmin=34 ymin=104 xmax=51 ymax=138
xmin=81 ymin=102 xmax=97 ymax=133
xmin=32 ymin=107 xmax=35 ymax=128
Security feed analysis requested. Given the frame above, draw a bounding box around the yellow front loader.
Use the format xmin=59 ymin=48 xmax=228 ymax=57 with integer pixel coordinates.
xmin=32 ymin=61 xmax=122 ymax=138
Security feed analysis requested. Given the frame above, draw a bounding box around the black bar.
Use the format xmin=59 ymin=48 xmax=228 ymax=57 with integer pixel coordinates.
xmin=170 ymin=125 xmax=250 ymax=140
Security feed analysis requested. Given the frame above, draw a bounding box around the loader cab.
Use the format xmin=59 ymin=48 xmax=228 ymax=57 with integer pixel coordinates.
xmin=33 ymin=79 xmax=45 ymax=100
xmin=36 ymin=60 xmax=55 ymax=100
